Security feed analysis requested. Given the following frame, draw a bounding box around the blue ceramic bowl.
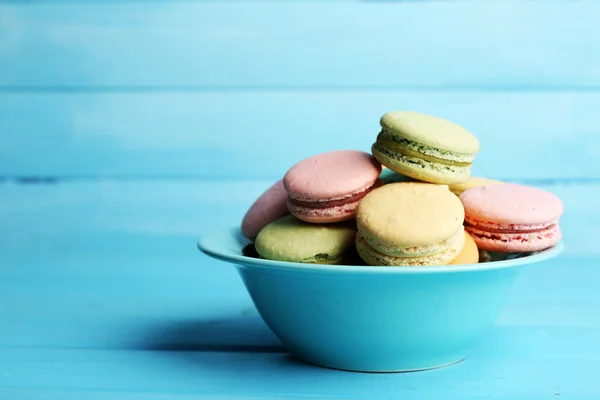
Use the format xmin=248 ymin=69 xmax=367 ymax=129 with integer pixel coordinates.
xmin=198 ymin=229 xmax=564 ymax=372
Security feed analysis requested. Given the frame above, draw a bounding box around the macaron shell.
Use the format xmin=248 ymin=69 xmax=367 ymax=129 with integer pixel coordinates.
xmin=449 ymin=177 xmax=504 ymax=196
xmin=254 ymin=215 xmax=356 ymax=264
xmin=460 ymin=183 xmax=564 ymax=225
xmin=379 ymin=111 xmax=480 ymax=154
xmin=450 ymin=231 xmax=479 ymax=265
xmin=241 ymin=180 xmax=289 ymax=239
xmin=357 ymin=182 xmax=465 ymax=248
xmin=283 ymin=150 xmax=381 ymax=201
xmin=373 ymin=146 xmax=470 ymax=184
xmin=355 ymin=231 xmax=464 ymax=267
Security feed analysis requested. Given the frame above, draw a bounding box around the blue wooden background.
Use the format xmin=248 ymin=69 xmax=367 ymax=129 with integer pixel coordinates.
xmin=1 ymin=1 xmax=600 ymax=399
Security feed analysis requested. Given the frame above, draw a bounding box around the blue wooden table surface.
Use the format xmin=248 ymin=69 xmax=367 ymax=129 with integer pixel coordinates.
xmin=1 ymin=1 xmax=600 ymax=399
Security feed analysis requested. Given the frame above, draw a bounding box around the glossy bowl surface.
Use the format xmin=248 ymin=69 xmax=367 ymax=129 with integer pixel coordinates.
xmin=198 ymin=228 xmax=563 ymax=372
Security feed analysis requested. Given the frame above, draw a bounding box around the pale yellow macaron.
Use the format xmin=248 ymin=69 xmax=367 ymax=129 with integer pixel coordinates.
xmin=449 ymin=177 xmax=503 ymax=196
xmin=355 ymin=182 xmax=465 ymax=266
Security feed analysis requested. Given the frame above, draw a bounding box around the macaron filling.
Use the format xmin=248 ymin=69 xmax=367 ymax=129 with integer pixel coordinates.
xmin=465 ymin=217 xmax=561 ymax=245
xmin=288 ymin=179 xmax=383 ymax=209
xmin=288 ymin=179 xmax=383 ymax=223
xmin=372 ymin=142 xmax=470 ymax=175
xmin=466 ymin=225 xmax=561 ymax=246
xmin=361 ymin=227 xmax=465 ymax=258
xmin=464 ymin=217 xmax=559 ymax=234
xmin=377 ymin=130 xmax=475 ymax=165
xmin=355 ymin=231 xmax=465 ymax=267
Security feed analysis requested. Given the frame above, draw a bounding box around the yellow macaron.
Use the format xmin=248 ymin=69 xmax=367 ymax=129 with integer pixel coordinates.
xmin=355 ymin=182 xmax=465 ymax=266
xmin=450 ymin=231 xmax=479 ymax=265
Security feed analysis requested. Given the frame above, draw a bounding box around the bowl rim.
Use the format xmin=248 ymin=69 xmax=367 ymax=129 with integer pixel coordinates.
xmin=198 ymin=227 xmax=564 ymax=275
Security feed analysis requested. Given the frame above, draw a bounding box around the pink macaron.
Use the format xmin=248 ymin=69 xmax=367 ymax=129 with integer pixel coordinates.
xmin=241 ymin=180 xmax=289 ymax=240
xmin=459 ymin=183 xmax=564 ymax=253
xmin=283 ymin=150 xmax=382 ymax=223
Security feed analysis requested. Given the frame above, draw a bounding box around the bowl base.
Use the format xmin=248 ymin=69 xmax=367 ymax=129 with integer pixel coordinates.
xmin=291 ymin=353 xmax=466 ymax=373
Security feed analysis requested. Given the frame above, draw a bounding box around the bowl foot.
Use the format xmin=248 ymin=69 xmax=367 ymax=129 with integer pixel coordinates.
xmin=290 ymin=353 xmax=466 ymax=373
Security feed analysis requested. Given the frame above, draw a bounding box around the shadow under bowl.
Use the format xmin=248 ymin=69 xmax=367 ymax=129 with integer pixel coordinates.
xmin=198 ymin=228 xmax=564 ymax=373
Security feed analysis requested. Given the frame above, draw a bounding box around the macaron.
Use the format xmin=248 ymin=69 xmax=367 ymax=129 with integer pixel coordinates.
xmin=283 ymin=150 xmax=382 ymax=223
xmin=241 ymin=180 xmax=289 ymax=240
xmin=356 ymin=182 xmax=466 ymax=266
xmin=254 ymin=215 xmax=356 ymax=264
xmin=449 ymin=177 xmax=503 ymax=197
xmin=372 ymin=111 xmax=479 ymax=184
xmin=449 ymin=231 xmax=479 ymax=265
xmin=460 ymin=183 xmax=564 ymax=252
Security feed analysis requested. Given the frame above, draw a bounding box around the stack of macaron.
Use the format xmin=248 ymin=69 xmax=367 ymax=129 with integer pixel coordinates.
xmin=240 ymin=110 xmax=564 ymax=266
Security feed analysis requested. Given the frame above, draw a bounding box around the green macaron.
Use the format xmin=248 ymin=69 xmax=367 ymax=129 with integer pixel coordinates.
xmin=254 ymin=215 xmax=356 ymax=264
xmin=372 ymin=111 xmax=480 ymax=184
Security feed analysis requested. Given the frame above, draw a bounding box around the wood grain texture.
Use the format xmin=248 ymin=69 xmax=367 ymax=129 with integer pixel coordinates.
xmin=1 ymin=1 xmax=599 ymax=88
xmin=0 ymin=180 xmax=588 ymax=258
xmin=1 ymin=1 xmax=598 ymax=397
xmin=0 ymin=181 xmax=597 ymax=398
xmin=0 ymin=181 xmax=594 ymax=350
xmin=2 ymin=91 xmax=600 ymax=179
xmin=0 ymin=393 xmax=290 ymax=400
xmin=0 ymin=348 xmax=598 ymax=399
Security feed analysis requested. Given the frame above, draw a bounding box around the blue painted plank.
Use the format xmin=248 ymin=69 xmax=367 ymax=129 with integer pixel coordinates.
xmin=0 ymin=181 xmax=596 ymax=352
xmin=1 ymin=1 xmax=599 ymax=88
xmin=0 ymin=180 xmax=590 ymax=258
xmin=0 ymin=393 xmax=289 ymax=400
xmin=0 ymin=348 xmax=598 ymax=399
xmin=2 ymin=91 xmax=600 ymax=179
xmin=0 ymin=255 xmax=598 ymax=350
xmin=0 ymin=181 xmax=598 ymax=398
